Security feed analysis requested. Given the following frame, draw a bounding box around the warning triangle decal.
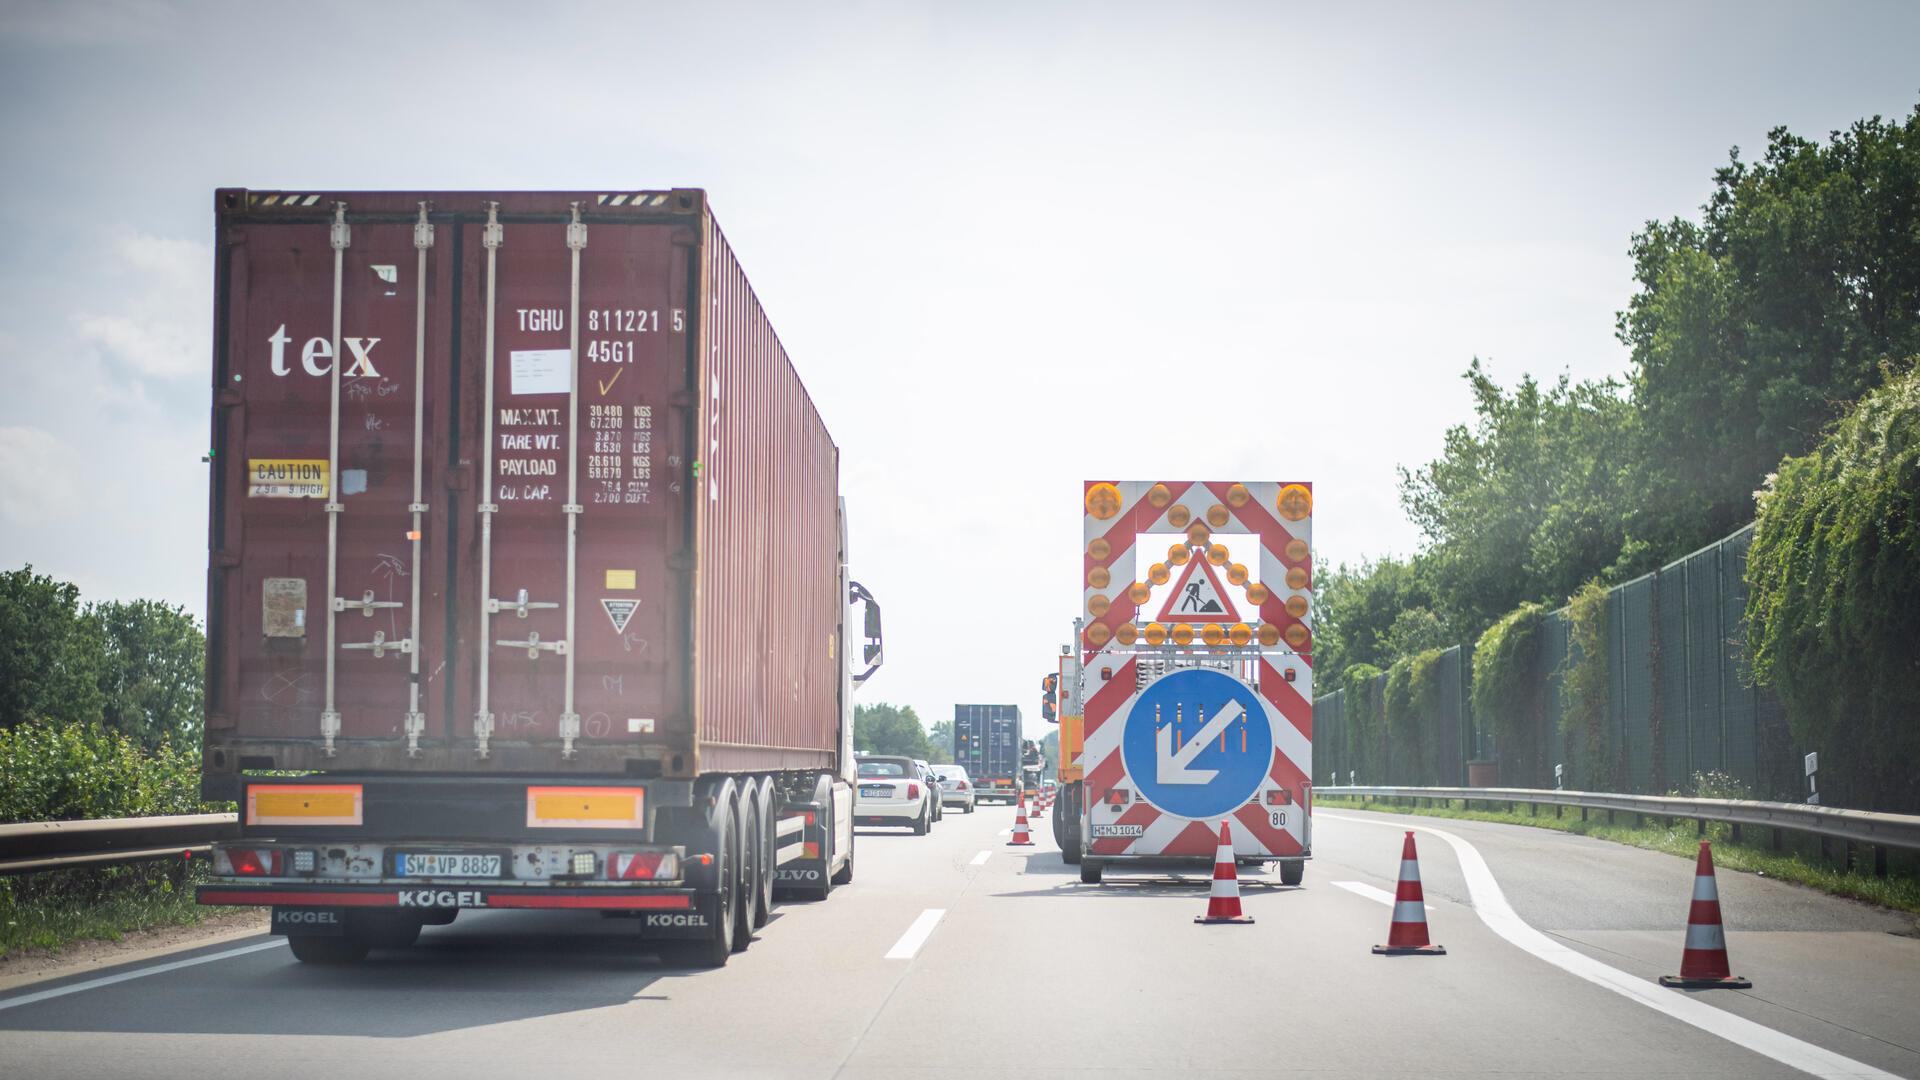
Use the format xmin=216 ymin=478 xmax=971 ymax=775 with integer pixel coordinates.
xmin=601 ymin=598 xmax=639 ymax=634
xmin=1156 ymin=551 xmax=1241 ymax=624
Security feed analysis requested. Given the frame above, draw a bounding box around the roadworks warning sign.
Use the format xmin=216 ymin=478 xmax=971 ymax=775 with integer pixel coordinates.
xmin=1157 ymin=553 xmax=1239 ymax=624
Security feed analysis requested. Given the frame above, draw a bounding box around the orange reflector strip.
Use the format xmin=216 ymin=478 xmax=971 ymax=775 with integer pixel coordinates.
xmin=802 ymin=842 xmax=820 ymax=859
xmin=525 ymin=786 xmax=645 ymax=829
xmin=246 ymin=784 xmax=363 ymax=826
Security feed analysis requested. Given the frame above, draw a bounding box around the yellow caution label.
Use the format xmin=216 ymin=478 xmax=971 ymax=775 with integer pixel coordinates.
xmin=605 ymin=569 xmax=636 ymax=590
xmin=249 ymin=459 xmax=329 ymax=498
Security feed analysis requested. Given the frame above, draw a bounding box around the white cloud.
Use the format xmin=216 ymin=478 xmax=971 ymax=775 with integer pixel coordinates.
xmin=0 ymin=426 xmax=84 ymax=522
xmin=73 ymin=231 xmax=210 ymax=381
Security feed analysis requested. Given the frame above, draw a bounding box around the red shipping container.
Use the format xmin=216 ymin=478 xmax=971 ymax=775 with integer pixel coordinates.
xmin=204 ymin=188 xmax=842 ymax=783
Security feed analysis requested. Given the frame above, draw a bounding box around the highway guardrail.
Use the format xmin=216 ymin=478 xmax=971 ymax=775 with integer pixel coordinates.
xmin=0 ymin=813 xmax=239 ymax=875
xmin=1316 ymin=785 xmax=1920 ymax=874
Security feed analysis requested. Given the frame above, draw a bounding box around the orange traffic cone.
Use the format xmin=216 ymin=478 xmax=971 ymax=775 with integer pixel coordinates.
xmin=1659 ymin=842 xmax=1750 ymax=988
xmin=1195 ymin=822 xmax=1254 ymax=924
xmin=1007 ymin=791 xmax=1034 ymax=847
xmin=1372 ymin=831 xmax=1444 ymax=955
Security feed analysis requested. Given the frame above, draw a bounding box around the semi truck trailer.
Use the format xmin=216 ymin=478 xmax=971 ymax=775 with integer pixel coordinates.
xmin=195 ymin=187 xmax=881 ymax=967
xmin=1064 ymin=480 xmax=1315 ymax=885
xmin=952 ymin=704 xmax=1022 ymax=804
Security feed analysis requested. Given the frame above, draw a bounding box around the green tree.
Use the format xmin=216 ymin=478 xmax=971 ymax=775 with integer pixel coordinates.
xmin=88 ymin=600 xmax=205 ymax=753
xmin=0 ymin=567 xmax=104 ymax=731
xmin=1619 ymin=106 xmax=1920 ymax=564
xmin=853 ymin=702 xmax=931 ymax=759
xmin=926 ymin=719 xmax=954 ymax=764
xmin=1747 ymin=367 xmax=1920 ymax=812
xmin=1311 ymin=555 xmax=1435 ymax=688
xmin=1382 ymin=607 xmax=1452 ymax=661
xmin=1398 ymin=362 xmax=1635 ymax=635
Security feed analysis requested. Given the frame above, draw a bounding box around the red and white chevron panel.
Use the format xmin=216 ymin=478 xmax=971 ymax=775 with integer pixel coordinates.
xmin=1078 ymin=481 xmax=1314 ymax=860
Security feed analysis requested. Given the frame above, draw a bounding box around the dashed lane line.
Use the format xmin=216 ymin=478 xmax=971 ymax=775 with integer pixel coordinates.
xmin=1330 ymin=879 xmax=1433 ymax=910
xmin=970 ymin=851 xmax=992 ymax=866
xmin=883 ymin=908 xmax=946 ymax=960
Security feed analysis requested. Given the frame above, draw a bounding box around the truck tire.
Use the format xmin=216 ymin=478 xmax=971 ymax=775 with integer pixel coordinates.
xmin=735 ymin=785 xmax=760 ymax=950
xmin=752 ymin=776 xmax=776 ymax=928
xmin=1079 ymin=858 xmax=1103 ymax=885
xmin=288 ymin=934 xmax=371 ymax=965
xmin=663 ymin=777 xmax=738 ymax=968
xmin=1281 ymin=860 xmax=1305 ymax=886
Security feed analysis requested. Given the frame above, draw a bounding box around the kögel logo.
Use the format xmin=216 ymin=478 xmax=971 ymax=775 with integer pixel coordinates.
xmin=398 ymin=889 xmax=489 ymax=908
xmin=273 ymin=909 xmax=339 ymax=925
xmin=644 ymin=913 xmax=708 ymax=927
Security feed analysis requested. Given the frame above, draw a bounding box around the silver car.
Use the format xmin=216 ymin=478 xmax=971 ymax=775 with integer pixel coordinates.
xmin=931 ymin=765 xmax=977 ymax=813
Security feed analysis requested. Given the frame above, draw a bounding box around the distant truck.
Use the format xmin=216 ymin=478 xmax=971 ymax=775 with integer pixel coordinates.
xmin=1061 ymin=480 xmax=1315 ymax=885
xmin=193 ymin=188 xmax=883 ymax=967
xmin=952 ymin=704 xmax=1022 ymax=804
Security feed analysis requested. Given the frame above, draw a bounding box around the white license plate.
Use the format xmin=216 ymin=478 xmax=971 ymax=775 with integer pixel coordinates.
xmin=1091 ymin=824 xmax=1145 ymax=838
xmin=396 ymin=853 xmax=502 ymax=877
xmin=859 ymin=786 xmax=892 ymax=798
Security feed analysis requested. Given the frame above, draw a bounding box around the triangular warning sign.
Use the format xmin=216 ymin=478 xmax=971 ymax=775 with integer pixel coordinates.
xmin=1156 ymin=552 xmax=1241 ymax=624
xmin=601 ymin=598 xmax=639 ymax=634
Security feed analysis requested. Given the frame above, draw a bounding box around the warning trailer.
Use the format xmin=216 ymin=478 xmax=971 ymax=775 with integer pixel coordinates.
xmin=1057 ymin=481 xmax=1314 ymax=885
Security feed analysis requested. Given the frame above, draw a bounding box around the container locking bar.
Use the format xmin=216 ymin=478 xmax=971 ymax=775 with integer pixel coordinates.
xmin=405 ymin=201 xmax=433 ymax=755
xmin=558 ymin=202 xmax=587 ymax=758
xmin=319 ymin=201 xmax=350 ymax=756
xmin=474 ymin=203 xmax=503 ymax=758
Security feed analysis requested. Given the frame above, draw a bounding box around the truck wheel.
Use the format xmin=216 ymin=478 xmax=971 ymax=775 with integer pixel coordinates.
xmin=288 ymin=934 xmax=371 ymax=965
xmin=1281 ymin=860 xmax=1305 ymax=886
xmin=665 ymin=778 xmax=738 ymax=968
xmin=731 ymin=785 xmax=755 ymax=953
xmin=1079 ymin=858 xmax=1103 ymax=885
xmin=751 ymin=777 xmax=776 ymax=929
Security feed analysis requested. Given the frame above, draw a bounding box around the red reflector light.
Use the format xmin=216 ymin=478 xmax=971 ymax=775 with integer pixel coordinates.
xmin=957 ymin=781 xmax=968 ymax=790
xmin=1265 ymin=790 xmax=1293 ymax=806
xmin=609 ymin=853 xmax=665 ymax=880
xmin=227 ymin=848 xmax=282 ymax=876
xmin=1104 ymin=789 xmax=1130 ymax=806
xmin=802 ymin=842 xmax=820 ymax=858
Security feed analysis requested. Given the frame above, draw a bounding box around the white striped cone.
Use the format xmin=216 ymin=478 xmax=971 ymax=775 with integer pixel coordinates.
xmin=1373 ymin=831 xmax=1445 ymax=955
xmin=1007 ymin=790 xmax=1034 ymax=846
xmin=1195 ymin=822 xmax=1254 ymax=924
xmin=1659 ymin=842 xmax=1750 ymax=988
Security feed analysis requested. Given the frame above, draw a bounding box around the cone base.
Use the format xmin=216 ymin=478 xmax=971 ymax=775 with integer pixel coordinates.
xmin=1372 ymin=944 xmax=1447 ymax=955
xmin=1659 ymin=974 xmax=1750 ymax=989
xmin=1195 ymin=915 xmax=1255 ymax=924
xmin=1006 ymin=840 xmax=1035 ymax=847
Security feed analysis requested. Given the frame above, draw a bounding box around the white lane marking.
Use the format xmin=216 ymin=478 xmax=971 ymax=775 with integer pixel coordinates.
xmin=884 ymin=908 xmax=946 ymax=960
xmin=1320 ymin=813 xmax=1898 ymax=1080
xmin=0 ymin=939 xmax=285 ymax=1012
xmin=1331 ymin=880 xmax=1433 ymax=911
xmin=970 ymin=850 xmax=992 ymax=866
xmin=997 ymin=828 xmax=1011 ymax=836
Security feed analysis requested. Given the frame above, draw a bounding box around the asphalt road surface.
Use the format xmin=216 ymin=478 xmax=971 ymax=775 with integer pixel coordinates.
xmin=1 ymin=804 xmax=1915 ymax=1079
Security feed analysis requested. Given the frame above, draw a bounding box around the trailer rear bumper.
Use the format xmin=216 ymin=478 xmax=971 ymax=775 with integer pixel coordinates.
xmin=198 ymin=883 xmax=696 ymax=911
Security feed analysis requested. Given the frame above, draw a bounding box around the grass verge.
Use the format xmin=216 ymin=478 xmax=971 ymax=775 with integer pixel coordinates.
xmin=1316 ymin=795 xmax=1920 ymax=916
xmin=0 ymin=863 xmax=234 ymax=959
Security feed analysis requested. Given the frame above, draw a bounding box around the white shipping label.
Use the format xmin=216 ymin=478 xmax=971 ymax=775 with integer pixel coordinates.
xmin=509 ymin=349 xmax=572 ymax=396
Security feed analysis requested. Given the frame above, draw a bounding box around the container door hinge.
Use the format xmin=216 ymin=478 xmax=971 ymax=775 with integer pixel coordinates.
xmin=404 ymin=710 xmax=426 ymax=756
xmin=320 ymin=710 xmax=341 ymax=756
xmin=558 ymin=712 xmax=581 ymax=759
xmin=474 ymin=711 xmax=494 ymax=759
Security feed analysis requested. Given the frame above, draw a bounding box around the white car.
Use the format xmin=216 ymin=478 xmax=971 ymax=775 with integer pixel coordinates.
xmin=855 ymin=755 xmax=934 ymax=835
xmin=932 ymin=765 xmax=976 ymax=813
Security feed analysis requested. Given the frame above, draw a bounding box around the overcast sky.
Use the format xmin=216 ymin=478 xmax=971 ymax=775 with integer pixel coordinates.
xmin=2 ymin=0 xmax=1915 ymax=741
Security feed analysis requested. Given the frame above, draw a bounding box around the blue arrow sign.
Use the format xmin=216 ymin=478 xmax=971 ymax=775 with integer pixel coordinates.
xmin=1120 ymin=668 xmax=1273 ymax=820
